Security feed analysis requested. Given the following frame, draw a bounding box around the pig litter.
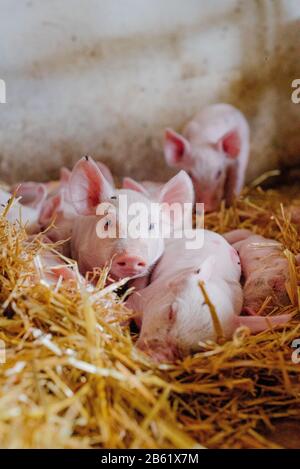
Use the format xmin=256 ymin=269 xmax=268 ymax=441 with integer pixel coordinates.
xmin=0 ymin=179 xmax=300 ymax=449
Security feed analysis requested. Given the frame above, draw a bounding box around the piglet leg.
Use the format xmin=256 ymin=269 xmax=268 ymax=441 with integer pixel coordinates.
xmin=223 ymin=229 xmax=253 ymax=245
xmin=236 ymin=314 xmax=292 ymax=334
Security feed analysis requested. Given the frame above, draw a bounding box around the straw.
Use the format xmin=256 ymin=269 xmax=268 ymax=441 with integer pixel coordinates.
xmin=0 ymin=180 xmax=299 ymax=448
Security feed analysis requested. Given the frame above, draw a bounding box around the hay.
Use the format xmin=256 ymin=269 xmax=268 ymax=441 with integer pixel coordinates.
xmin=0 ymin=182 xmax=300 ymax=449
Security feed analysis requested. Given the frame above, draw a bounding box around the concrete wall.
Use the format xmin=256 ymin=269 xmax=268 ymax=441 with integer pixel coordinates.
xmin=0 ymin=0 xmax=299 ymax=183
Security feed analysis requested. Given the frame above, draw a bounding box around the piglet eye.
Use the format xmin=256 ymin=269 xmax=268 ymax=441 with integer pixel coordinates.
xmin=149 ymin=223 xmax=155 ymax=231
xmin=216 ymin=170 xmax=222 ymax=179
xmin=196 ymin=268 xmax=201 ymax=274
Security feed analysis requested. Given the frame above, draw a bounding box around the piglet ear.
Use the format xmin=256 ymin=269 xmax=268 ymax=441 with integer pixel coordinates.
xmin=49 ymin=265 xmax=77 ymax=282
xmin=164 ymin=128 xmax=191 ymax=167
xmin=37 ymin=251 xmax=78 ymax=284
xmin=218 ymin=129 xmax=241 ymax=159
xmin=122 ymin=177 xmax=149 ymax=197
xmin=96 ymin=161 xmax=114 ymax=186
xmin=69 ymin=156 xmax=114 ymax=215
xmin=13 ymin=182 xmax=47 ymax=210
xmin=159 ymin=170 xmax=194 ymax=206
xmin=159 ymin=171 xmax=194 ymax=230
xmin=59 ymin=167 xmax=71 ymax=185
xmin=39 ymin=194 xmax=62 ymax=227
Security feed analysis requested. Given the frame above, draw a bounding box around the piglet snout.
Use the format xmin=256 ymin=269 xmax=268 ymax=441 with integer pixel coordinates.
xmin=112 ymin=254 xmax=147 ymax=278
xmin=192 ymin=179 xmax=219 ymax=212
xmin=199 ymin=192 xmax=219 ymax=213
xmin=137 ymin=338 xmax=180 ymax=363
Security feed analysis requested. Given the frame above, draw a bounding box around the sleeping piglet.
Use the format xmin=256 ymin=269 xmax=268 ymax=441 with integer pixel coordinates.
xmin=6 ymin=168 xmax=72 ymax=237
xmin=0 ymin=188 xmax=42 ymax=233
xmin=164 ymin=104 xmax=250 ymax=212
xmin=38 ymin=169 xmax=77 ymax=253
xmin=224 ymin=229 xmax=300 ymax=315
xmin=33 ymin=245 xmax=80 ymax=286
xmin=128 ymin=231 xmax=243 ymax=361
xmin=11 ymin=167 xmax=72 ymax=211
xmin=69 ymin=156 xmax=194 ymax=280
xmin=128 ymin=230 xmax=292 ymax=362
xmin=11 ymin=181 xmax=47 ymax=212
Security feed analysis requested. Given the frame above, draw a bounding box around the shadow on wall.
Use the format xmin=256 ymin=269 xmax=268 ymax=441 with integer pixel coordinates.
xmin=226 ymin=14 xmax=300 ymax=182
xmin=55 ymin=14 xmax=300 ymax=181
xmin=26 ymin=3 xmax=253 ymax=184
xmin=0 ymin=0 xmax=299 ymax=183
xmin=275 ymin=19 xmax=300 ymax=169
xmin=91 ymin=10 xmax=296 ymax=184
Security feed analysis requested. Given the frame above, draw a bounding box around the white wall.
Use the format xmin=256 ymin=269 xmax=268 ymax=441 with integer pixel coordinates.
xmin=0 ymin=0 xmax=299 ymax=183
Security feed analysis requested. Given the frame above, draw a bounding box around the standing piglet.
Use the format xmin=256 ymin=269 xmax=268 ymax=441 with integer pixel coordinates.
xmin=224 ymin=229 xmax=300 ymax=315
xmin=69 ymin=156 xmax=194 ymax=280
xmin=164 ymin=104 xmax=250 ymax=212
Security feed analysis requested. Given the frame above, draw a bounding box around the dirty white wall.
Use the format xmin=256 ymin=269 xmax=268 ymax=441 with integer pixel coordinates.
xmin=0 ymin=0 xmax=299 ymax=183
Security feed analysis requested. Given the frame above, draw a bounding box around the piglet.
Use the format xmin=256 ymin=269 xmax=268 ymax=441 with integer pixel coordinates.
xmin=37 ymin=160 xmax=114 ymax=250
xmin=11 ymin=166 xmax=71 ymax=208
xmin=224 ymin=229 xmax=299 ymax=315
xmin=0 ymin=188 xmax=41 ymax=233
xmin=127 ymin=231 xmax=243 ymax=361
xmin=289 ymin=205 xmax=300 ymax=230
xmin=33 ymin=247 xmax=80 ymax=286
xmin=164 ymin=104 xmax=250 ymax=212
xmin=128 ymin=230 xmax=292 ymax=362
xmin=7 ymin=168 xmax=71 ymax=236
xmin=36 ymin=159 xmax=123 ymax=258
xmin=69 ymin=156 xmax=194 ymax=280
xmin=12 ymin=182 xmax=47 ymax=211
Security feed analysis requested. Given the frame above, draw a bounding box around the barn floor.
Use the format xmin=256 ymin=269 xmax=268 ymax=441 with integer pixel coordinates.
xmin=0 ymin=179 xmax=300 ymax=449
